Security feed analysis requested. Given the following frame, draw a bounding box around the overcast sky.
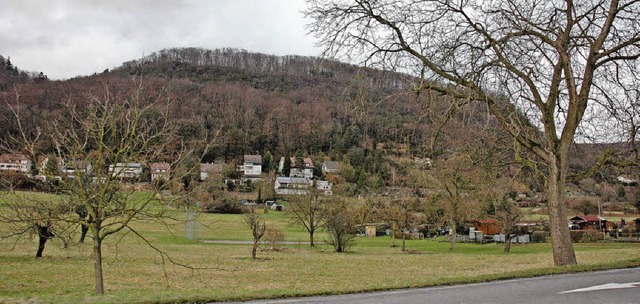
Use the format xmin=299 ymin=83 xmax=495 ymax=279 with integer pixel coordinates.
xmin=0 ymin=0 xmax=320 ymax=80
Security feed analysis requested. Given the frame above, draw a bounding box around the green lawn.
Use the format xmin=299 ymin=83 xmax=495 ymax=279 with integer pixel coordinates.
xmin=2 ymin=200 xmax=640 ymax=303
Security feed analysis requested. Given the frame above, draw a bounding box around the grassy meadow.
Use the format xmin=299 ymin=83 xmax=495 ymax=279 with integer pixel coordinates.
xmin=2 ymin=200 xmax=640 ymax=303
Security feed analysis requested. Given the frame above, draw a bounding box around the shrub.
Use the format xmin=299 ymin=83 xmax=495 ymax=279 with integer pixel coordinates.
xmin=325 ymin=200 xmax=357 ymax=252
xmin=201 ymin=198 xmax=245 ymax=214
xmin=570 ymin=230 xmax=584 ymax=243
xmin=531 ymin=231 xmax=548 ymax=243
xmin=570 ymin=230 xmax=604 ymax=243
xmin=264 ymin=228 xmax=285 ymax=251
xmin=579 ymin=231 xmax=597 ymax=243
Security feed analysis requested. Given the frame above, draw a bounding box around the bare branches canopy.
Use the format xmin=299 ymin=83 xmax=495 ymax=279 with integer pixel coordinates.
xmin=306 ymin=0 xmax=640 ymax=266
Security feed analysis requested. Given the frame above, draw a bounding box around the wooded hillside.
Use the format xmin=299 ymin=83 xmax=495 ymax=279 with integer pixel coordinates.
xmin=0 ymin=48 xmax=631 ymax=189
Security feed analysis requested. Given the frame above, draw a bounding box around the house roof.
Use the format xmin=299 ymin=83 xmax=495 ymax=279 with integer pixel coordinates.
xmin=617 ymin=175 xmax=638 ymax=183
xmin=303 ymin=157 xmax=314 ymax=168
xmin=244 ymin=154 xmax=262 ymax=164
xmin=110 ymin=162 xmax=142 ymax=168
xmin=570 ymin=215 xmax=606 ymax=222
xmin=0 ymin=153 xmax=30 ymax=163
xmin=200 ymin=163 xmax=224 ymax=173
xmin=474 ymin=219 xmax=500 ymax=224
xmin=150 ymin=162 xmax=170 ymax=171
xmin=276 ymin=176 xmax=311 ymax=185
xmin=323 ymin=160 xmax=341 ymax=170
xmin=288 ymin=157 xmax=313 ymax=168
xmin=38 ymin=156 xmax=62 ymax=166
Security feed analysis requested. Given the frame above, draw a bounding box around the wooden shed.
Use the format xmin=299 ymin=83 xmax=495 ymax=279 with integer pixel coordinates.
xmin=471 ymin=219 xmax=501 ymax=235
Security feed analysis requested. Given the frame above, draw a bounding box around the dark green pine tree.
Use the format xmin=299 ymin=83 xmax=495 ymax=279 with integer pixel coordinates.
xmin=282 ymin=156 xmax=292 ymax=177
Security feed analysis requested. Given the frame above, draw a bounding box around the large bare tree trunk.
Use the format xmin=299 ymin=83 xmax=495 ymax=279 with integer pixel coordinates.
xmin=93 ymin=231 xmax=104 ymax=295
xmin=547 ymin=155 xmax=577 ymax=266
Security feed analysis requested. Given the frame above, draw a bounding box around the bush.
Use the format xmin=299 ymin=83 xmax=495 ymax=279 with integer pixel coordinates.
xmin=531 ymin=231 xmax=548 ymax=243
xmin=325 ymin=201 xmax=357 ymax=252
xmin=620 ymin=227 xmax=634 ymax=238
xmin=570 ymin=230 xmax=584 ymax=243
xmin=570 ymin=230 xmax=604 ymax=243
xmin=264 ymin=228 xmax=285 ymax=251
xmin=580 ymin=230 xmax=604 ymax=243
xmin=201 ymin=198 xmax=245 ymax=214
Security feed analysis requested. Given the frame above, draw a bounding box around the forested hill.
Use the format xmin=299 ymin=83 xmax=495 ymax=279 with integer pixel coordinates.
xmin=114 ymin=47 xmax=406 ymax=92
xmin=1 ymin=47 xmax=501 ymax=163
xmin=2 ymin=47 xmax=633 ymax=189
xmin=115 ymin=48 xmax=506 ymax=162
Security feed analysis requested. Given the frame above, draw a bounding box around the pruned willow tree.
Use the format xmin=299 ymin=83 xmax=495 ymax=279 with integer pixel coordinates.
xmin=306 ymin=0 xmax=640 ymax=266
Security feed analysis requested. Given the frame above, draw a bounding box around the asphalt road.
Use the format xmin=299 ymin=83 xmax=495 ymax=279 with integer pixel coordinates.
xmin=232 ymin=267 xmax=640 ymax=304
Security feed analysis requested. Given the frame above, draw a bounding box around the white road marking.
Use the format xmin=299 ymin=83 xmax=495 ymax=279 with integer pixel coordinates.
xmin=559 ymin=282 xmax=640 ymax=294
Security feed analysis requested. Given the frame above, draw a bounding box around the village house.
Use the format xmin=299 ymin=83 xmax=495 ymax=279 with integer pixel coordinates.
xmin=279 ymin=157 xmax=314 ymax=179
xmin=617 ymin=175 xmax=638 ymax=185
xmin=321 ymin=160 xmax=341 ymax=174
xmin=413 ymin=157 xmax=433 ymax=168
xmin=274 ymin=177 xmax=333 ymax=196
xmin=108 ymin=162 xmax=143 ymax=179
xmin=0 ymin=153 xmax=32 ymax=174
xmin=150 ymin=162 xmax=171 ymax=181
xmin=316 ymin=180 xmax=333 ymax=196
xmin=200 ymin=163 xmax=224 ymax=181
xmin=274 ymin=176 xmax=313 ymax=195
xmin=237 ymin=155 xmax=262 ymax=178
xmin=60 ymin=160 xmax=92 ymax=176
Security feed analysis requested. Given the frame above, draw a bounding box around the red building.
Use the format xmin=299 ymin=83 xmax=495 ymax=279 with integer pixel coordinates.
xmin=471 ymin=219 xmax=501 ymax=235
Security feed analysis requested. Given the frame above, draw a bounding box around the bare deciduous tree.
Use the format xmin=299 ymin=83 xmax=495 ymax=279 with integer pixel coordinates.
xmin=325 ymin=198 xmax=357 ymax=252
xmin=244 ymin=207 xmax=266 ymax=259
xmin=306 ymin=0 xmax=640 ymax=265
xmin=379 ymin=193 xmax=425 ymax=252
xmin=286 ymin=188 xmax=327 ymax=247
xmin=495 ymin=193 xmax=522 ymax=253
xmin=3 ymin=82 xmax=188 ymax=295
xmin=432 ymin=155 xmax=495 ymax=250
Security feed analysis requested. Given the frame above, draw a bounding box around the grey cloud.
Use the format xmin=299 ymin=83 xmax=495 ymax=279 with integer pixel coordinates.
xmin=0 ymin=0 xmax=319 ymax=79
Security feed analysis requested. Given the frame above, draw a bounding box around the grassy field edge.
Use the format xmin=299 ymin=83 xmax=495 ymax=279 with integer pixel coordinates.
xmin=164 ymin=258 xmax=640 ymax=304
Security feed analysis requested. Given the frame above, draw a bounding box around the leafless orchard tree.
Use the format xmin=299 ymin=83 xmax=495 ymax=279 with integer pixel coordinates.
xmin=286 ymin=188 xmax=327 ymax=247
xmin=495 ymin=193 xmax=522 ymax=253
xmin=52 ymin=83 xmax=185 ymax=295
xmin=376 ymin=189 xmax=425 ymax=252
xmin=324 ymin=197 xmax=358 ymax=252
xmin=244 ymin=207 xmax=266 ymax=259
xmin=306 ymin=0 xmax=640 ymax=266
xmin=1 ymin=81 xmax=201 ymax=295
